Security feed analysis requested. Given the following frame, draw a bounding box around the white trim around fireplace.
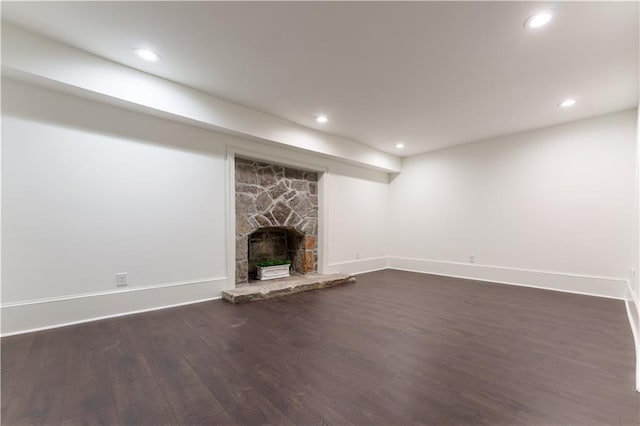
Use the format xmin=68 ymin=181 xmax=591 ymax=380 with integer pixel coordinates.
xmin=226 ymin=145 xmax=237 ymax=285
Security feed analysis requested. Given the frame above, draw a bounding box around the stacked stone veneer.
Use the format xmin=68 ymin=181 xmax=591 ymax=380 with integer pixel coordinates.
xmin=235 ymin=158 xmax=318 ymax=284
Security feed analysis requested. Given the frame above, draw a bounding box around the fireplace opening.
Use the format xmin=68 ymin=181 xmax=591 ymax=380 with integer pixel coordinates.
xmin=247 ymin=226 xmax=315 ymax=279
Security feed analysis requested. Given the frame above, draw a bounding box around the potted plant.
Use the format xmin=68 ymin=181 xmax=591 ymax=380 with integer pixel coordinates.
xmin=256 ymin=259 xmax=291 ymax=280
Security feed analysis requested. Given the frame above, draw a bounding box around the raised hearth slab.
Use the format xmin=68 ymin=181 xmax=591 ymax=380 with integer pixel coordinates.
xmin=222 ymin=273 xmax=355 ymax=304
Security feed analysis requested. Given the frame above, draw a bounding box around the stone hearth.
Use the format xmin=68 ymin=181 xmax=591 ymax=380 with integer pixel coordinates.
xmin=222 ymin=273 xmax=355 ymax=303
xmin=235 ymin=158 xmax=318 ymax=284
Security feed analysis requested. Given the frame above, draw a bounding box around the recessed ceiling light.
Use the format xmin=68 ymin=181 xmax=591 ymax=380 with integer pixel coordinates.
xmin=395 ymin=142 xmax=405 ymax=149
xmin=558 ymin=99 xmax=576 ymax=108
xmin=525 ymin=11 xmax=553 ymax=29
xmin=315 ymin=115 xmax=328 ymax=124
xmin=134 ymin=48 xmax=160 ymax=61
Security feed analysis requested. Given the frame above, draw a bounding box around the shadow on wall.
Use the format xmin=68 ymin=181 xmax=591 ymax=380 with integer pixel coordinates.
xmin=2 ymin=79 xmax=236 ymax=156
xmin=3 ymin=79 xmax=393 ymax=185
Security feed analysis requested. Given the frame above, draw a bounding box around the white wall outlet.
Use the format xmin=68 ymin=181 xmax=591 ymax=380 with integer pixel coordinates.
xmin=356 ymin=252 xmax=360 ymax=260
xmin=116 ymin=272 xmax=128 ymax=287
xmin=469 ymin=255 xmax=475 ymax=264
xmin=630 ymin=267 xmax=636 ymax=283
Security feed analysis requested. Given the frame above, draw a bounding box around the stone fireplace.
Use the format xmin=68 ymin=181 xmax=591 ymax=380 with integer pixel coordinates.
xmin=235 ymin=158 xmax=318 ymax=284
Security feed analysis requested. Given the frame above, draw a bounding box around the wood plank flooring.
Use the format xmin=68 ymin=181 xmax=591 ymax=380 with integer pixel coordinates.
xmin=2 ymin=269 xmax=638 ymax=425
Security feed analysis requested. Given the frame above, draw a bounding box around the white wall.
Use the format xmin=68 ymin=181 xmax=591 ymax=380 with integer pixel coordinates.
xmin=629 ymin=105 xmax=640 ymax=390
xmin=389 ymin=109 xmax=637 ymax=298
xmin=2 ymin=82 xmax=229 ymax=303
xmin=633 ymin=105 xmax=640 ymax=299
xmin=1 ymin=79 xmax=390 ymax=334
xmin=325 ymin=164 xmax=389 ymax=274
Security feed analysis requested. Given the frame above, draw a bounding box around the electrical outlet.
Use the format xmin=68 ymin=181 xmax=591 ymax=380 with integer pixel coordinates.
xmin=116 ymin=272 xmax=128 ymax=287
xmin=469 ymin=255 xmax=475 ymax=264
xmin=356 ymin=252 xmax=360 ymax=260
xmin=630 ymin=268 xmax=636 ymax=283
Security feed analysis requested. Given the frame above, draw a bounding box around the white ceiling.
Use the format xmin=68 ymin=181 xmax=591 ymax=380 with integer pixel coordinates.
xmin=2 ymin=1 xmax=638 ymax=157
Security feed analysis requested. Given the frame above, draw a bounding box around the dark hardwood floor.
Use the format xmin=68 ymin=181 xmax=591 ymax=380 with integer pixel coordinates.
xmin=2 ymin=269 xmax=638 ymax=425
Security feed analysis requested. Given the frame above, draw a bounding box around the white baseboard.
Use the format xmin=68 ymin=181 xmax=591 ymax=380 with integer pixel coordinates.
xmin=388 ymin=257 xmax=627 ymax=300
xmin=1 ymin=277 xmax=229 ymax=336
xmin=625 ymin=282 xmax=640 ymax=391
xmin=2 ymin=260 xmax=631 ymax=339
xmin=327 ymin=257 xmax=389 ymax=276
